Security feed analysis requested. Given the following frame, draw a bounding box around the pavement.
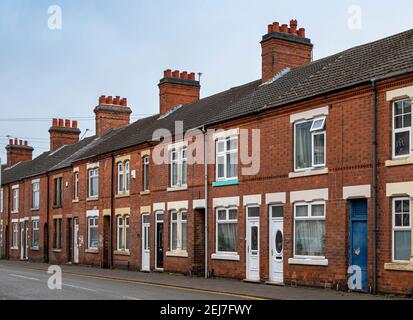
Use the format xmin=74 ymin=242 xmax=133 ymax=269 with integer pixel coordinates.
xmin=0 ymin=259 xmax=397 ymax=300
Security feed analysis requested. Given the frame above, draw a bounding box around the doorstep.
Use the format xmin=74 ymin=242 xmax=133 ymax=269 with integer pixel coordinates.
xmin=243 ymin=279 xmax=261 ymax=284
xmin=266 ymin=281 xmax=285 ymax=287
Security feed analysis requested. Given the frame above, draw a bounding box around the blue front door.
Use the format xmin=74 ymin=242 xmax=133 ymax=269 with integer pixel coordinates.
xmin=349 ymin=199 xmax=368 ymax=292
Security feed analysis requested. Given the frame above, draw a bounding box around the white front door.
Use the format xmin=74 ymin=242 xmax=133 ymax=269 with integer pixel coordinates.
xmin=73 ymin=218 xmax=79 ymax=264
xmin=269 ymin=205 xmax=284 ymax=284
xmin=142 ymin=214 xmax=150 ymax=271
xmin=246 ymin=207 xmax=260 ymax=281
xmin=20 ymin=221 xmax=28 ymax=260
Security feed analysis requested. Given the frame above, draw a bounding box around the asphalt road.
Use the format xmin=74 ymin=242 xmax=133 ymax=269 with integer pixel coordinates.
xmin=0 ymin=263 xmax=247 ymax=300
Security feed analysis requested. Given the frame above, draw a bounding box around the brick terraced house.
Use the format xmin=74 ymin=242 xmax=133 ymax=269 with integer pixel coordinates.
xmin=1 ymin=19 xmax=413 ymax=295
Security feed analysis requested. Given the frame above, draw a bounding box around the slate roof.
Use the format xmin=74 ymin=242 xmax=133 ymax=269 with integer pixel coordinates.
xmin=2 ymin=28 xmax=413 ymax=185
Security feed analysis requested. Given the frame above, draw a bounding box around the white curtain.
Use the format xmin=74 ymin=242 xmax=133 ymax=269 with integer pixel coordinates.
xmin=296 ymin=122 xmax=312 ymax=169
xmin=218 ymin=223 xmax=237 ymax=252
xmin=295 ymin=220 xmax=325 ymax=256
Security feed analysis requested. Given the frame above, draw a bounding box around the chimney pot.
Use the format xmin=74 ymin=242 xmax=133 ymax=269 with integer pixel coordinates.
xmin=164 ymin=69 xmax=172 ymax=78
xmin=280 ymin=24 xmax=288 ymax=33
xmin=172 ymin=70 xmax=180 ymax=78
xmin=72 ymin=120 xmax=78 ymax=128
xmin=188 ymin=72 xmax=196 ymax=80
xmin=180 ymin=71 xmax=188 ymax=80
xmin=65 ymin=119 xmax=71 ymax=127
xmin=289 ymin=19 xmax=298 ymax=35
xmin=9 ymin=139 xmax=13 ymax=145
xmin=268 ymin=24 xmax=273 ymax=33
xmin=24 ymin=140 xmax=28 ymax=146
xmin=298 ymin=28 xmax=306 ymax=37
xmin=99 ymin=95 xmax=106 ymax=104
xmin=14 ymin=138 xmax=18 ymax=145
xmin=52 ymin=118 xmax=58 ymax=127
xmin=106 ymin=96 xmax=113 ymax=104
xmin=113 ymin=96 xmax=120 ymax=105
xmin=272 ymin=22 xmax=280 ymax=32
xmin=19 ymin=140 xmax=23 ymax=145
xmin=121 ymin=98 xmax=127 ymax=106
xmin=58 ymin=119 xmax=64 ymax=127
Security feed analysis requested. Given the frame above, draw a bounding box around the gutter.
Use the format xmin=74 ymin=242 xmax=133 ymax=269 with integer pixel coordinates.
xmin=371 ymin=79 xmax=378 ymax=295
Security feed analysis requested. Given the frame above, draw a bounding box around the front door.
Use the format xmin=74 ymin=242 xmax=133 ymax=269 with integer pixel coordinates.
xmin=20 ymin=221 xmax=28 ymax=260
xmin=103 ymin=216 xmax=110 ymax=268
xmin=73 ymin=218 xmax=79 ymax=264
xmin=246 ymin=207 xmax=260 ymax=281
xmin=269 ymin=205 xmax=284 ymax=283
xmin=349 ymin=199 xmax=368 ymax=292
xmin=155 ymin=212 xmax=164 ymax=270
xmin=67 ymin=218 xmax=73 ymax=263
xmin=142 ymin=214 xmax=150 ymax=271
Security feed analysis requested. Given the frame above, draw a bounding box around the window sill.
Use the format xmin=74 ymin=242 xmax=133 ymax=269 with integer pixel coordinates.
xmin=385 ymin=157 xmax=413 ymax=167
xmin=53 ymin=205 xmax=62 ymax=209
xmin=140 ymin=191 xmax=150 ymax=196
xmin=211 ymin=253 xmax=240 ymax=261
xmin=212 ymin=179 xmax=239 ymax=187
xmin=115 ymin=193 xmax=130 ymax=199
xmin=11 ymin=211 xmax=19 ymax=214
xmin=384 ymin=262 xmax=413 ymax=272
xmin=167 ymin=186 xmax=188 ymax=192
xmin=11 ymin=247 xmax=18 ymax=251
xmin=31 ymin=208 xmax=39 ymax=212
xmin=52 ymin=249 xmax=62 ymax=253
xmin=86 ymin=197 xmax=99 ymax=202
xmin=288 ymin=258 xmax=328 ymax=266
xmin=85 ymin=249 xmax=99 ymax=254
xmin=166 ymin=251 xmax=188 ymax=258
xmin=72 ymin=199 xmax=79 ymax=203
xmin=114 ymin=250 xmax=130 ymax=256
xmin=289 ymin=168 xmax=328 ymax=179
xmin=30 ymin=247 xmax=40 ymax=251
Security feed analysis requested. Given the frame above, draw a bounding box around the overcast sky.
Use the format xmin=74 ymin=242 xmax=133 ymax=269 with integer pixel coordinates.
xmin=1 ymin=0 xmax=412 ymax=162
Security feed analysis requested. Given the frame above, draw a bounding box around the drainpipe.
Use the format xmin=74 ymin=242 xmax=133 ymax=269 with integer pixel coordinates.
xmin=110 ymin=154 xmax=115 ymax=269
xmin=45 ymin=173 xmax=50 ymax=263
xmin=371 ymin=79 xmax=378 ymax=295
xmin=203 ymin=127 xmax=209 ymax=279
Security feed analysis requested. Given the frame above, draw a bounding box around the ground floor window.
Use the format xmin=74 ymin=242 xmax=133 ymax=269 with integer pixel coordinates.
xmin=12 ymin=222 xmax=18 ymax=248
xmin=216 ymin=208 xmax=238 ymax=253
xmin=32 ymin=219 xmax=40 ymax=249
xmin=294 ymin=202 xmax=326 ymax=257
xmin=53 ymin=218 xmax=62 ymax=250
xmin=170 ymin=210 xmax=187 ymax=252
xmin=88 ymin=217 xmax=99 ymax=249
xmin=117 ymin=215 xmax=130 ymax=251
xmin=393 ymin=198 xmax=411 ymax=262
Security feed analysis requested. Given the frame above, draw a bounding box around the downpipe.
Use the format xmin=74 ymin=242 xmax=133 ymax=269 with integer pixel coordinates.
xmin=371 ymin=79 xmax=378 ymax=295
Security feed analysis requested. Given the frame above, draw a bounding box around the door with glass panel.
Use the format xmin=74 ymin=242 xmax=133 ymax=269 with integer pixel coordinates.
xmin=141 ymin=214 xmax=150 ymax=271
xmin=155 ymin=212 xmax=164 ymax=270
xmin=269 ymin=205 xmax=284 ymax=284
xmin=246 ymin=207 xmax=260 ymax=281
xmin=20 ymin=221 xmax=28 ymax=260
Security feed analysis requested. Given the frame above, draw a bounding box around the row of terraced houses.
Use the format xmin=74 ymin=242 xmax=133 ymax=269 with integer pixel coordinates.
xmin=1 ymin=19 xmax=413 ymax=295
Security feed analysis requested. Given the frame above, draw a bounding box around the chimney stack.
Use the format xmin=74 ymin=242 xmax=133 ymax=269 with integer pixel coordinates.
xmin=261 ymin=19 xmax=313 ymax=82
xmin=94 ymin=95 xmax=132 ymax=137
xmin=158 ymin=69 xmax=200 ymax=115
xmin=6 ymin=139 xmax=33 ymax=166
xmin=49 ymin=118 xmax=81 ymax=151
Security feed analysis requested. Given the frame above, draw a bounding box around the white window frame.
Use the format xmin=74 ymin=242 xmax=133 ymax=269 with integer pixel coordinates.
xmin=125 ymin=161 xmax=130 ymax=193
xmin=294 ymin=118 xmax=326 ymax=172
xmin=117 ymin=162 xmax=124 ymax=194
xmin=116 ymin=215 xmax=130 ymax=251
xmin=170 ymin=147 xmax=188 ymax=188
xmin=0 ymin=188 xmax=3 ymax=213
xmin=142 ymin=156 xmax=150 ymax=191
xmin=12 ymin=222 xmax=18 ymax=249
xmin=169 ymin=210 xmax=187 ymax=253
xmin=32 ymin=181 xmax=40 ymax=210
xmin=74 ymin=172 xmax=79 ymax=200
xmin=392 ymin=197 xmax=411 ymax=263
xmin=88 ymin=216 xmax=99 ymax=249
xmin=12 ymin=186 xmax=19 ymax=213
xmin=293 ymin=201 xmax=326 ymax=260
xmin=215 ymin=207 xmax=238 ymax=255
xmin=392 ymin=99 xmax=412 ymax=159
xmin=215 ymin=136 xmax=238 ymax=182
xmin=88 ymin=168 xmax=99 ymax=198
xmin=32 ymin=218 xmax=40 ymax=249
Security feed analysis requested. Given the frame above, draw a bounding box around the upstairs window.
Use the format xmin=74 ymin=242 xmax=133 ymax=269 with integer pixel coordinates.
xmin=170 ymin=147 xmax=187 ymax=188
xmin=393 ymin=198 xmax=411 ymax=262
xmin=88 ymin=168 xmax=99 ymax=198
xmin=117 ymin=160 xmax=131 ymax=195
xmin=216 ymin=136 xmax=238 ymax=181
xmin=73 ymin=172 xmax=79 ymax=200
xmin=32 ymin=181 xmax=40 ymax=210
xmin=53 ymin=177 xmax=63 ymax=208
xmin=12 ymin=187 xmax=19 ymax=213
xmin=0 ymin=188 xmax=3 ymax=213
xmin=393 ymin=99 xmax=411 ymax=158
xmin=142 ymin=156 xmax=150 ymax=191
xmin=117 ymin=162 xmax=124 ymax=194
xmin=295 ymin=117 xmax=326 ymax=171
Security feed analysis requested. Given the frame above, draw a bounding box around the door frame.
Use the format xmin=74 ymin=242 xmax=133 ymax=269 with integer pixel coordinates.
xmin=268 ymin=204 xmax=284 ymax=284
xmin=73 ymin=217 xmax=79 ymax=264
xmin=155 ymin=211 xmax=164 ymax=271
xmin=348 ymin=199 xmax=368 ymax=292
xmin=141 ymin=214 xmax=150 ymax=271
xmin=245 ymin=205 xmax=260 ymax=281
xmin=20 ymin=219 xmax=28 ymax=260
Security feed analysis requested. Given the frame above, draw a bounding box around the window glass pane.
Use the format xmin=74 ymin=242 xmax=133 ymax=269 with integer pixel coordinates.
xmin=181 ymin=159 xmax=187 ymax=185
xmin=313 ymin=133 xmax=325 ymax=166
xmin=295 ymin=220 xmax=325 ymax=256
xmin=181 ymin=211 xmax=187 ymax=221
xmin=217 ymin=223 xmax=237 ymax=252
xmin=226 ymin=152 xmax=238 ymax=178
xmin=118 ymin=218 xmax=123 ymax=249
xmin=272 ymin=206 xmax=284 ymax=218
xmin=217 ymin=210 xmax=226 ymax=221
xmin=295 ymin=121 xmax=312 ymax=169
xmin=404 ymin=100 xmax=411 ymax=114
xmin=171 ymin=212 xmax=178 ymax=221
xmin=404 ymin=114 xmax=411 ymax=128
xmin=182 ymin=221 xmax=187 ymax=251
xmin=311 ymin=204 xmax=325 ymax=217
xmin=310 ymin=118 xmax=325 ymax=131
xmin=248 ymin=207 xmax=260 ymax=218
xmin=143 ymin=215 xmax=150 ymax=224
xmin=156 ymin=213 xmax=164 ymax=222
xmin=217 ymin=141 xmax=225 ymax=153
xmin=227 ymin=138 xmax=237 ymax=151
xmin=394 ymin=230 xmax=411 ymax=261
xmin=229 ymin=209 xmax=237 ymax=220
xmin=395 ymin=115 xmax=403 ymax=129
xmin=394 ymin=101 xmax=403 ymax=115
xmin=172 ymin=163 xmax=178 ymax=186
xmin=275 ymin=230 xmax=283 ymax=254
xmin=217 ymin=156 xmax=225 ymax=178
xmin=403 ymin=214 xmax=410 ymax=227
xmin=395 ymin=213 xmax=402 ymax=227
xmin=296 ymin=205 xmax=308 ymax=217
xmin=251 ymin=226 xmax=258 ymax=250
xmin=171 ymin=222 xmax=177 ymax=250
xmin=395 ymin=200 xmax=402 ymax=213
xmin=395 ymin=131 xmax=410 ymax=156
xmin=403 ymin=200 xmax=410 ymax=213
